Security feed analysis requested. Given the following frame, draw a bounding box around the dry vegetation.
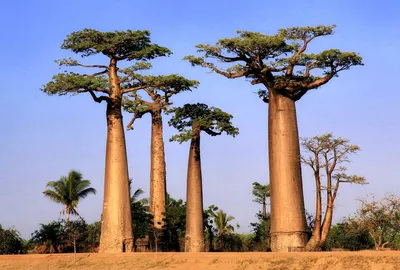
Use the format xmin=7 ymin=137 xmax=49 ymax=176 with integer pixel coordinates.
xmin=1 ymin=252 xmax=400 ymax=270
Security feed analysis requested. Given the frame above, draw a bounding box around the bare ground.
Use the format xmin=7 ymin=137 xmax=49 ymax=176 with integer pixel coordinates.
xmin=1 ymin=251 xmax=400 ymax=270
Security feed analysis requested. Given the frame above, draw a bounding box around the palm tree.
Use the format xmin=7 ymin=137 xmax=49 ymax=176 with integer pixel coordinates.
xmin=211 ymin=209 xmax=236 ymax=237
xmin=43 ymin=170 xmax=96 ymax=222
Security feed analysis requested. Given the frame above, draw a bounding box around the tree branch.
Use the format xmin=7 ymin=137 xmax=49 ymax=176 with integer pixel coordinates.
xmin=122 ymin=85 xmax=147 ymax=94
xmin=84 ymin=70 xmax=108 ymax=78
xmin=202 ymin=62 xmax=248 ymax=79
xmin=127 ymin=109 xmax=151 ymax=130
xmin=204 ymin=128 xmax=222 ymax=136
xmin=88 ymin=90 xmax=110 ymax=103
xmin=78 ymin=64 xmax=109 ymax=69
xmin=304 ymin=73 xmax=335 ymax=89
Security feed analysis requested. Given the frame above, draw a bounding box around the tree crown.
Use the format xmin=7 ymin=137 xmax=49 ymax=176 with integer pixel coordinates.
xmin=301 ymin=133 xmax=367 ymax=198
xmin=122 ymin=74 xmax=199 ymax=130
xmin=168 ymin=103 xmax=239 ymax=143
xmin=184 ymin=25 xmax=363 ymax=103
xmin=41 ymin=29 xmax=173 ymax=102
xmin=61 ymin=28 xmax=171 ymax=60
xmin=252 ymin=182 xmax=271 ymax=205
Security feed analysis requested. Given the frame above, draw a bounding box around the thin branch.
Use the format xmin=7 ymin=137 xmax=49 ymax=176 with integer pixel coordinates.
xmin=78 ymin=63 xmax=109 ymax=69
xmin=84 ymin=70 xmax=108 ymax=78
xmin=88 ymin=90 xmax=110 ymax=103
xmin=204 ymin=128 xmax=222 ymax=136
xmin=122 ymin=85 xmax=147 ymax=94
xmin=203 ymin=62 xmax=247 ymax=79
xmin=127 ymin=109 xmax=151 ymax=130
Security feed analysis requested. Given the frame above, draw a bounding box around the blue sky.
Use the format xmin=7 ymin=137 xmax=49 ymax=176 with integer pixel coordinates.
xmin=0 ymin=0 xmax=399 ymax=239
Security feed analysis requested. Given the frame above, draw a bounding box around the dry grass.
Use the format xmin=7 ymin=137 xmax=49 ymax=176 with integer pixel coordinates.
xmin=1 ymin=251 xmax=400 ymax=270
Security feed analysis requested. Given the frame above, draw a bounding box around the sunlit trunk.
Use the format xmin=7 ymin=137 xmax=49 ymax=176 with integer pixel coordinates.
xmin=320 ymin=196 xmax=333 ymax=246
xmin=99 ymin=59 xmax=133 ymax=253
xmin=268 ymin=88 xmax=308 ymax=252
xmin=185 ymin=121 xmax=204 ymax=252
xmin=149 ymin=110 xmax=167 ymax=229
xmin=184 ymin=122 xmax=204 ymax=252
xmin=306 ymin=172 xmax=322 ymax=251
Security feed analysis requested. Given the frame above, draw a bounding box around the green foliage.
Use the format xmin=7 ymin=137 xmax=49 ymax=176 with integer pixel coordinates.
xmin=346 ymin=194 xmax=400 ymax=250
xmin=160 ymin=194 xmax=187 ymax=251
xmin=130 ymin=189 xmax=153 ymax=245
xmin=0 ymin=225 xmax=26 ymax=254
xmin=325 ymin=223 xmax=373 ymax=251
xmin=85 ymin=221 xmax=101 ymax=247
xmin=43 ymin=170 xmax=96 ymax=220
xmin=41 ymin=29 xmax=172 ymax=99
xmin=252 ymin=182 xmax=270 ymax=205
xmin=30 ymin=219 xmax=99 ymax=253
xmin=61 ymin=29 xmax=171 ymax=59
xmin=207 ymin=207 xmax=236 ymax=237
xmin=250 ymin=212 xmax=271 ymax=251
xmin=185 ymin=25 xmax=363 ymax=102
xmin=168 ymin=103 xmax=239 ymax=143
xmin=42 ymin=72 xmax=108 ymax=96
xmin=31 ymin=220 xmax=65 ymax=253
xmin=122 ymin=74 xmax=199 ymax=130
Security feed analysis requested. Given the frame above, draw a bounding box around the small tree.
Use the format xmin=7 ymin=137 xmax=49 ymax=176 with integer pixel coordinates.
xmin=301 ymin=133 xmax=367 ymax=250
xmin=43 ymin=170 xmax=96 ymax=222
xmin=252 ymin=182 xmax=270 ymax=219
xmin=347 ymin=194 xmax=400 ymax=250
xmin=169 ymin=103 xmax=239 ymax=252
xmin=161 ymin=194 xmax=187 ymax=252
xmin=123 ymin=75 xmax=198 ymax=229
xmin=0 ymin=225 xmax=25 ymax=254
xmin=41 ymin=29 xmax=171 ymax=252
xmin=251 ymin=182 xmax=271 ymax=249
xmin=325 ymin=222 xmax=372 ymax=251
xmin=31 ymin=221 xmax=65 ymax=253
xmin=185 ymin=25 xmax=363 ymax=251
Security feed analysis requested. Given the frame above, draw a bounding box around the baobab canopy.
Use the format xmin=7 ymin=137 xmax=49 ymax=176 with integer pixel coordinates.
xmin=184 ymin=25 xmax=363 ymax=103
xmin=168 ymin=103 xmax=239 ymax=143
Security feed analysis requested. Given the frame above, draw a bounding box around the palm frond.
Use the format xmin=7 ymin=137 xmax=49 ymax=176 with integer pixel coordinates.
xmin=77 ymin=187 xmax=97 ymax=199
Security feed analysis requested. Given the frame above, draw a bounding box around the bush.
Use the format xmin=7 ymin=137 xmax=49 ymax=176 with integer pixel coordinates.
xmin=0 ymin=225 xmax=26 ymax=254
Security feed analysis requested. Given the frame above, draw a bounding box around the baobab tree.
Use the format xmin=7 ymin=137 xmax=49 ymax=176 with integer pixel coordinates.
xmin=346 ymin=194 xmax=400 ymax=251
xmin=185 ymin=25 xmax=363 ymax=251
xmin=252 ymin=182 xmax=270 ymax=220
xmin=41 ymin=29 xmax=171 ymax=252
xmin=168 ymin=103 xmax=239 ymax=252
xmin=123 ymin=75 xmax=198 ymax=229
xmin=301 ymin=133 xmax=367 ymax=250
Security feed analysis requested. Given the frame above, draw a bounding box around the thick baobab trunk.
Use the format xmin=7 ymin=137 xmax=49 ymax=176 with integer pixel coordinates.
xmin=185 ymin=122 xmax=204 ymax=252
xmin=99 ymin=59 xmax=133 ymax=253
xmin=268 ymin=89 xmax=308 ymax=252
xmin=149 ymin=110 xmax=167 ymax=229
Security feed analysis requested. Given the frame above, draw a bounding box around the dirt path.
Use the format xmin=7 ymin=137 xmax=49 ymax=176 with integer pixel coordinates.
xmin=1 ymin=251 xmax=400 ymax=270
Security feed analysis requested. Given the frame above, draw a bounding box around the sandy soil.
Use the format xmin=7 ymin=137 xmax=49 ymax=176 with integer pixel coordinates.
xmin=1 ymin=251 xmax=400 ymax=270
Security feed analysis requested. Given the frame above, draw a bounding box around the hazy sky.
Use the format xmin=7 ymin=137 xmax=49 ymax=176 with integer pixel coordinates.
xmin=1 ymin=0 xmax=399 ymax=239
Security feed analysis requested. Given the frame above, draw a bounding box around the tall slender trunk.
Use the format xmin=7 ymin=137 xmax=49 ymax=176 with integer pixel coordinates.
xmin=262 ymin=200 xmax=267 ymax=219
xmin=149 ymin=110 xmax=167 ymax=229
xmin=306 ymin=167 xmax=322 ymax=251
xmin=268 ymin=89 xmax=307 ymax=252
xmin=99 ymin=59 xmax=133 ymax=253
xmin=320 ymin=193 xmax=333 ymax=245
xmin=320 ymin=171 xmax=334 ymax=246
xmin=185 ymin=122 xmax=204 ymax=252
